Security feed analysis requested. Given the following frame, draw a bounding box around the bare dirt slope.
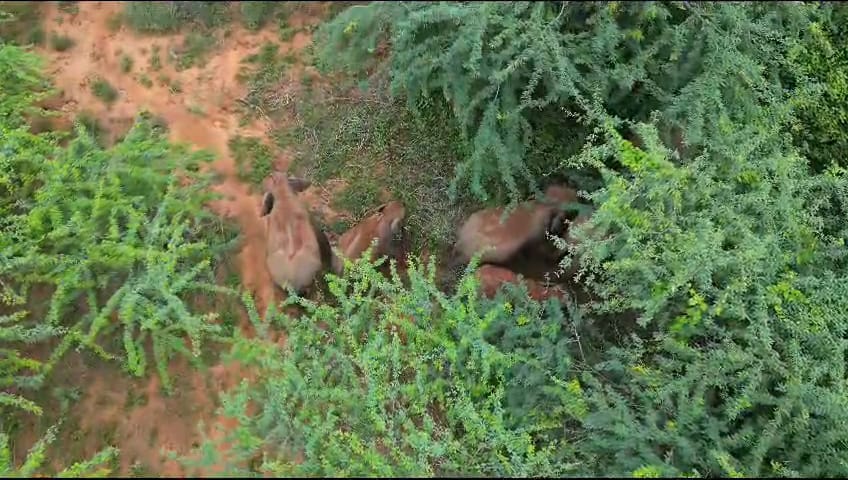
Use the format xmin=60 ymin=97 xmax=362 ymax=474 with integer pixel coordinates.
xmin=13 ymin=2 xmax=327 ymax=476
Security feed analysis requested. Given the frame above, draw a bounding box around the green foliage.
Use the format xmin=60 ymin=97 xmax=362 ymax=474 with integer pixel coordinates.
xmin=148 ymin=44 xmax=162 ymax=71
xmin=0 ymin=44 xmax=52 ymax=126
xmin=0 ymin=2 xmax=44 ymax=45
xmin=124 ymin=1 xmax=232 ymax=33
xmin=0 ymin=44 xmax=61 ymax=414
xmin=3 ymin=118 xmax=238 ymax=391
xmin=0 ymin=44 xmax=121 ymax=476
xmin=90 ymin=78 xmax=118 ymax=104
xmin=57 ymin=2 xmax=79 ymax=17
xmin=239 ymin=1 xmax=277 ymax=31
xmin=0 ymin=284 xmax=60 ymax=416
xmin=119 ymin=54 xmax=133 ymax=73
xmin=0 ymin=424 xmax=118 ymax=477
xmin=106 ymin=12 xmax=123 ymax=33
xmin=236 ymin=42 xmax=294 ymax=120
xmin=49 ymin=33 xmax=74 ymax=52
xmin=557 ymin=118 xmax=848 ymax=476
xmin=138 ymin=74 xmax=153 ymax=89
xmin=172 ymin=32 xmax=217 ymax=71
xmin=316 ymin=2 xmax=814 ymax=203
xmin=180 ymin=255 xmax=581 ymax=477
xmin=228 ymin=135 xmax=273 ymax=189
xmin=787 ymin=4 xmax=848 ymax=171
xmin=74 ymin=110 xmax=105 ymax=147
xmin=1 ymin=45 xmax=239 ymax=395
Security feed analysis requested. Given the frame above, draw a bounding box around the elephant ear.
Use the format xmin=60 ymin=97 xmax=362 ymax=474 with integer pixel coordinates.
xmin=390 ymin=216 xmax=403 ymax=234
xmin=287 ymin=177 xmax=311 ymax=193
xmin=260 ymin=192 xmax=275 ymax=217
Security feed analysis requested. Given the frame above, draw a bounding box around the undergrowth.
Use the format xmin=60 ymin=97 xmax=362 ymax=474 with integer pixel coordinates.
xmin=1 ymin=42 xmax=126 ymax=476
xmin=284 ymin=81 xmax=475 ymax=253
xmin=49 ymin=33 xmax=74 ymax=52
xmin=124 ymin=1 xmax=231 ymax=33
xmin=90 ymin=78 xmax=118 ymax=104
xmin=0 ymin=2 xmax=44 ymax=46
xmin=179 ymin=255 xmax=580 ymax=477
xmin=228 ymin=135 xmax=274 ymax=189
xmin=171 ymin=32 xmax=217 ymax=71
xmin=1 ymin=44 xmax=240 ymax=396
xmin=236 ymin=42 xmax=297 ymax=121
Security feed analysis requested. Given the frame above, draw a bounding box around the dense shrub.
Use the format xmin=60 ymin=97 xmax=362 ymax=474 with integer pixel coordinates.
xmin=0 ymin=44 xmax=238 ymax=395
xmin=180 ymin=255 xmax=584 ymax=477
xmin=0 ymin=44 xmax=60 ymax=416
xmin=297 ymin=2 xmax=848 ymax=477
xmin=0 ymin=43 xmax=121 ymax=476
xmin=2 ymin=118 xmax=238 ymax=391
xmin=90 ymin=77 xmax=118 ymax=104
xmin=554 ymin=117 xmax=848 ymax=476
xmin=315 ymin=2 xmax=813 ymax=203
xmin=788 ymin=3 xmax=848 ymax=171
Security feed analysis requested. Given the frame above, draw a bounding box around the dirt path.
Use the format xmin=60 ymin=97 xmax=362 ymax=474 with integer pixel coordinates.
xmin=18 ymin=2 xmax=326 ymax=476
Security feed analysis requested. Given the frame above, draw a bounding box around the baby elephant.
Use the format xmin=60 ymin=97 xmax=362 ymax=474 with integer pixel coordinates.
xmin=475 ymin=264 xmax=568 ymax=303
xmin=453 ymin=185 xmax=577 ymax=266
xmin=261 ymin=172 xmax=326 ymax=294
xmin=332 ymin=201 xmax=406 ymax=275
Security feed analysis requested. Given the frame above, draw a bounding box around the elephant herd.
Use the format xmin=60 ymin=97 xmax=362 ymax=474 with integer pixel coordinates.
xmin=260 ymin=171 xmax=593 ymax=301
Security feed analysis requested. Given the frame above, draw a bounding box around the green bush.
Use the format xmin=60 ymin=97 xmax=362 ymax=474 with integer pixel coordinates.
xmin=788 ymin=4 xmax=848 ymax=171
xmin=0 ymin=44 xmax=60 ymax=415
xmin=0 ymin=43 xmax=52 ymax=126
xmin=0 ymin=44 xmax=121 ymax=476
xmin=1 ymin=44 xmax=239 ymax=394
xmin=90 ymin=78 xmax=118 ymax=104
xmin=556 ymin=117 xmax=848 ymax=476
xmin=180 ymin=255 xmax=581 ymax=476
xmin=119 ymin=54 xmax=133 ymax=73
xmin=228 ymin=135 xmax=273 ymax=188
xmin=315 ymin=2 xmax=813 ymax=203
xmin=0 ymin=425 xmax=118 ymax=477
xmin=172 ymin=31 xmax=217 ymax=71
xmin=49 ymin=33 xmax=74 ymax=51
xmin=124 ymin=1 xmax=231 ymax=33
xmin=74 ymin=110 xmax=105 ymax=146
xmin=2 ymin=118 xmax=238 ymax=391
